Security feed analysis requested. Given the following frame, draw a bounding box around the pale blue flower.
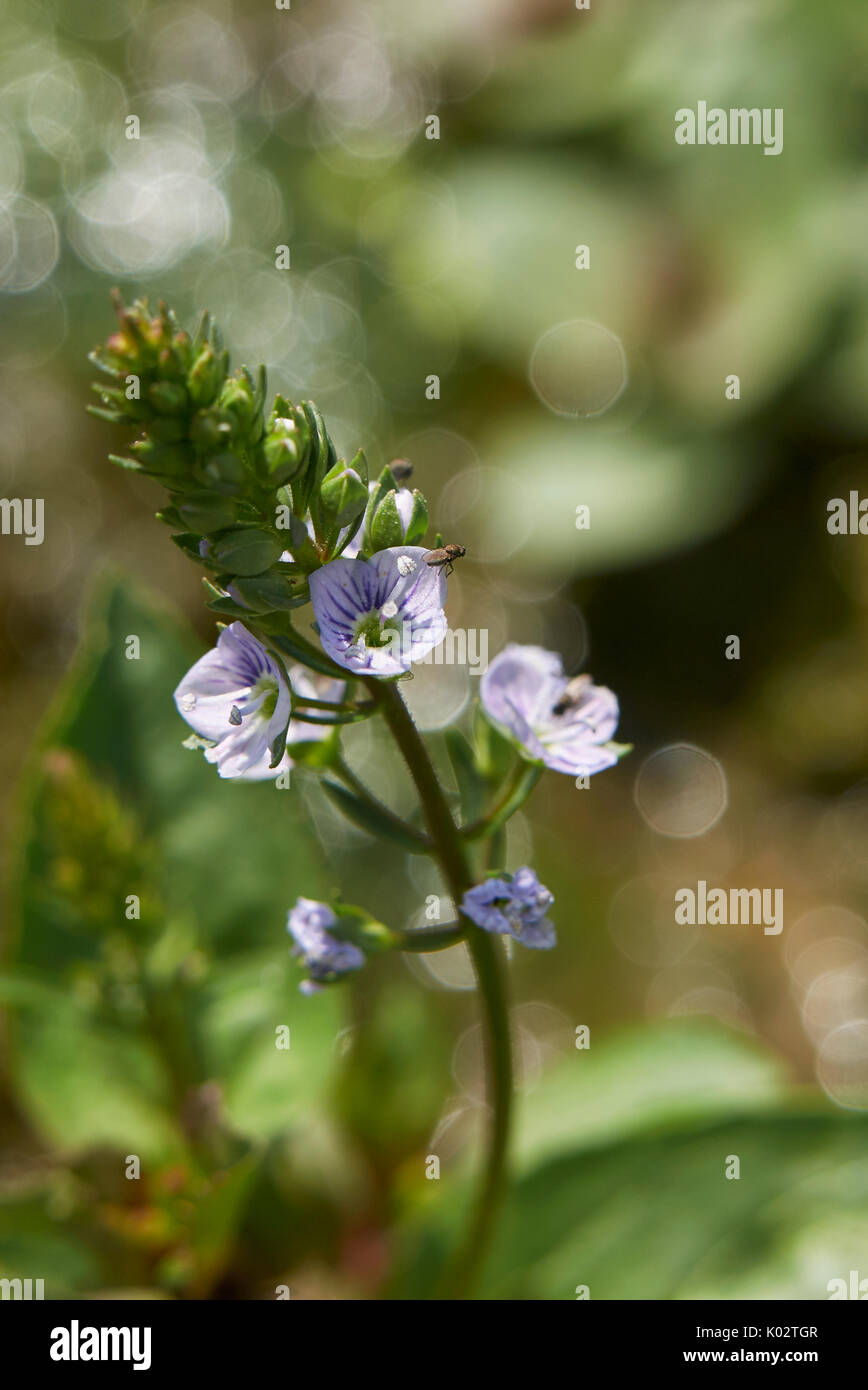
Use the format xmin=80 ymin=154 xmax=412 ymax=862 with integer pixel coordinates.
xmin=287 ymin=897 xmax=365 ymax=993
xmin=309 ymin=545 xmax=447 ymax=676
xmin=480 ymin=643 xmax=622 ymax=777
xmin=461 ymin=867 xmax=556 ymax=949
xmin=174 ymin=622 xmax=291 ymax=779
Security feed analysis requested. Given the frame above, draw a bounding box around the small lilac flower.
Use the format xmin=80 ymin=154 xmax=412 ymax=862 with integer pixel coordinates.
xmin=287 ymin=897 xmax=365 ymax=993
xmin=480 ymin=643 xmax=624 ymax=777
xmin=174 ymin=622 xmax=291 ymax=779
xmin=286 ymin=664 xmax=346 ymax=744
xmin=309 ymin=545 xmax=447 ymax=676
xmin=461 ymin=867 xmax=556 ymax=950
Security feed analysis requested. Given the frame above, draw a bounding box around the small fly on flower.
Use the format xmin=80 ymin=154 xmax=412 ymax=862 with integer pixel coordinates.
xmin=551 ymin=675 xmax=591 ymax=716
xmin=389 ymin=458 xmax=414 ymax=482
xmin=424 ymin=542 xmax=466 ymax=578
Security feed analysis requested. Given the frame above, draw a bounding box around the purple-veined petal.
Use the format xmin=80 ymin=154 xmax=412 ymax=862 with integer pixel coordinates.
xmin=309 ymin=546 xmax=447 ymax=676
xmin=174 ymin=623 xmax=291 ymax=779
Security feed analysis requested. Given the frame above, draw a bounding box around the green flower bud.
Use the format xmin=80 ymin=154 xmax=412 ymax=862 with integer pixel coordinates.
xmin=320 ymin=452 xmax=369 ymax=528
xmin=219 ymin=375 xmax=257 ymax=435
xmin=209 ymin=527 xmax=284 ymax=576
xmin=403 ymin=490 xmax=428 ymax=544
xmin=176 ymin=491 xmax=238 ymax=534
xmin=187 ymin=345 xmax=226 ymax=407
xmin=148 ymin=380 xmax=187 ymax=415
xmin=328 ymin=902 xmax=396 ymax=957
xmin=147 ymin=415 xmax=188 ymax=445
xmin=130 ymin=439 xmax=191 ymax=480
xmin=194 ymin=450 xmax=247 ymax=495
xmin=369 ymin=487 xmax=428 ymax=551
xmin=190 ymin=408 xmax=234 ymax=452
xmin=263 ymin=412 xmax=310 ymax=484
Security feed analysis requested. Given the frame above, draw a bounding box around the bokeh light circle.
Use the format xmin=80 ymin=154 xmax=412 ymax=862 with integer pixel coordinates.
xmin=530 ymin=319 xmax=628 ymax=418
xmin=634 ymin=744 xmax=727 ymax=838
xmin=817 ymin=1020 xmax=868 ymax=1111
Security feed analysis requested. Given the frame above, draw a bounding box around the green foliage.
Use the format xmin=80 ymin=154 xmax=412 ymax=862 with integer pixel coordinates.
xmin=1 ymin=576 xmax=350 ymax=1295
xmin=390 ymin=1020 xmax=868 ymax=1302
xmin=484 ymin=1110 xmax=868 ymax=1300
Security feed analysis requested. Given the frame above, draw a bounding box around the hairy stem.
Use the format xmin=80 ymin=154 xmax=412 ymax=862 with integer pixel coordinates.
xmin=461 ymin=761 xmax=542 ymax=841
xmin=366 ymin=678 xmax=513 ymax=1298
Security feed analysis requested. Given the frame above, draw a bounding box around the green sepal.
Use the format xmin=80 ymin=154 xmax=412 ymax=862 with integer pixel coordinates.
xmin=268 ymin=719 xmax=288 ymax=770
xmin=302 ymin=400 xmax=337 ymax=538
xmin=609 ymin=742 xmax=633 ymax=760
xmin=277 ymin=510 xmax=320 ymax=573
xmin=205 ymin=596 xmax=256 ymax=620
xmin=87 ymin=404 xmax=126 ymax=425
xmin=329 ymin=901 xmax=397 ymax=957
xmin=320 ymin=456 xmax=368 ymax=528
xmin=368 ymin=489 xmax=405 ymax=551
xmin=107 ymin=454 xmax=145 ymax=473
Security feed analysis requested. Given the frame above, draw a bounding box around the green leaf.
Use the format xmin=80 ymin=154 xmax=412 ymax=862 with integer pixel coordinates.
xmin=187 ymin=1152 xmax=260 ymax=1296
xmin=201 ymin=951 xmax=342 ymax=1141
xmin=208 ymin=527 xmax=284 ymax=577
xmin=320 ymin=778 xmax=429 ymax=854
xmin=5 ymin=577 xmax=330 ymax=1157
xmin=513 ymin=1019 xmax=788 ymax=1171
xmin=479 ymin=1019 xmax=867 ymax=1299
xmin=484 ymin=1109 xmax=868 ymax=1300
xmin=443 ymin=728 xmax=485 ymax=823
xmin=0 ymin=1183 xmax=105 ymax=1295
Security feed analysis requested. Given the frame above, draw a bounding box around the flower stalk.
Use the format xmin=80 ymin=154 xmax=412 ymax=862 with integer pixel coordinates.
xmin=364 ymin=678 xmax=513 ymax=1296
xmin=88 ymin=294 xmax=629 ymax=1300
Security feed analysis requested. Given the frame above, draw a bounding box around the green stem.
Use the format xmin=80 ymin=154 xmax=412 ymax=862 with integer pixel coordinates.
xmin=293 ymin=695 xmax=375 ymax=712
xmin=291 ymin=708 xmax=370 ymax=726
xmin=461 ymin=761 xmax=542 ymax=842
xmin=365 ymin=679 xmax=513 ymax=1299
xmin=394 ymin=921 xmax=464 ymax=952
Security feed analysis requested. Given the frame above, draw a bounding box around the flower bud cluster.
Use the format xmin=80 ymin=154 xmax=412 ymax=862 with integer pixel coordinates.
xmin=89 ymin=295 xmax=430 ymax=628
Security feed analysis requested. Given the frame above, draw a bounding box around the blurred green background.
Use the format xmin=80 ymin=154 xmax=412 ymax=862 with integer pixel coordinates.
xmin=2 ymin=0 xmax=868 ymax=1299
